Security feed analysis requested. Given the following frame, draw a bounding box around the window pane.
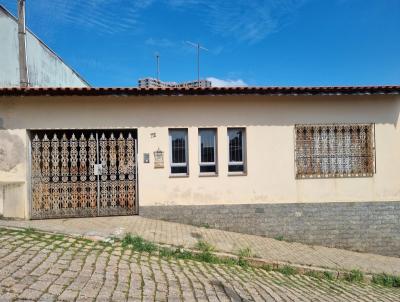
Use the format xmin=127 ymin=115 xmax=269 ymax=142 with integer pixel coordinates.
xmin=228 ymin=128 xmax=243 ymax=162
xmin=171 ymin=166 xmax=188 ymax=174
xmin=228 ymin=164 xmax=244 ymax=172
xmin=200 ymin=165 xmax=216 ymax=173
xmin=200 ymin=129 xmax=215 ymax=163
xmin=171 ymin=130 xmax=187 ymax=164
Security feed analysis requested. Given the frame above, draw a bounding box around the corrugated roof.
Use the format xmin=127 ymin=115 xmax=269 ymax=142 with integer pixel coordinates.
xmin=0 ymin=85 xmax=400 ymax=97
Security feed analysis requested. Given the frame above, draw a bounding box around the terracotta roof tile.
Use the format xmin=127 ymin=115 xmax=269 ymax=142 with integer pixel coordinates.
xmin=0 ymin=85 xmax=399 ymax=97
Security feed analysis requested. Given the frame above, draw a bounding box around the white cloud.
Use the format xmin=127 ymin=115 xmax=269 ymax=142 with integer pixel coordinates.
xmin=2 ymin=0 xmax=307 ymax=40
xmin=207 ymin=77 xmax=248 ymax=87
xmin=19 ymin=0 xmax=155 ymax=35
xmin=145 ymin=38 xmax=175 ymax=48
xmin=168 ymin=0 xmax=308 ymax=43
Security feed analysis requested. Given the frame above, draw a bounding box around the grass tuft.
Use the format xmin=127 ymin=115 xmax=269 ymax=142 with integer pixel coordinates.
xmin=275 ymin=265 xmax=298 ymax=276
xmin=260 ymin=264 xmax=272 ymax=272
xmin=121 ymin=233 xmax=157 ymax=253
xmin=344 ymin=269 xmax=364 ymax=283
xmin=323 ymin=271 xmax=335 ymax=281
xmin=238 ymin=247 xmax=252 ymax=258
xmin=305 ymin=270 xmax=322 ymax=279
xmin=24 ymin=227 xmax=36 ymax=235
xmin=372 ymin=273 xmax=400 ymax=288
xmin=195 ymin=240 xmax=215 ymax=253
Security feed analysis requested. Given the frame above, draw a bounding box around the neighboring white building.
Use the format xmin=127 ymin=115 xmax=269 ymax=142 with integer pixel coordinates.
xmin=0 ymin=4 xmax=89 ymax=88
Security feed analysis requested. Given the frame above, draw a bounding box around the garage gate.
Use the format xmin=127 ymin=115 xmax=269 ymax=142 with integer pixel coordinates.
xmin=30 ymin=129 xmax=138 ymax=219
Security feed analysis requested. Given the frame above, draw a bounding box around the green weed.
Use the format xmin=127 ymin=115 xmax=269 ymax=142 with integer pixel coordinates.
xmin=274 ymin=235 xmax=284 ymax=241
xmin=323 ymin=271 xmax=335 ymax=281
xmin=305 ymin=270 xmax=322 ymax=279
xmin=344 ymin=269 xmax=364 ymax=283
xmin=195 ymin=240 xmax=215 ymax=253
xmin=121 ymin=233 xmax=157 ymax=253
xmin=275 ymin=265 xmax=298 ymax=276
xmin=195 ymin=251 xmax=218 ymax=263
xmin=260 ymin=264 xmax=272 ymax=271
xmin=372 ymin=273 xmax=400 ymax=288
xmin=238 ymin=247 xmax=253 ymax=258
xmin=23 ymin=227 xmax=36 ymax=235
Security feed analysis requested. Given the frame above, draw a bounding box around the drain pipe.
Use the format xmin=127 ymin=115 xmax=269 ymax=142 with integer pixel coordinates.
xmin=18 ymin=0 xmax=29 ymax=88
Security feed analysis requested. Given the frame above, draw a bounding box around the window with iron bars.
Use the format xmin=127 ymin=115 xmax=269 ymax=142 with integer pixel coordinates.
xmin=295 ymin=124 xmax=375 ymax=178
xmin=169 ymin=129 xmax=188 ymax=175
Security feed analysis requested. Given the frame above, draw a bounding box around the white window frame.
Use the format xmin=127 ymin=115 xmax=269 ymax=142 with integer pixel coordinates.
xmin=198 ymin=128 xmax=217 ymax=175
xmin=227 ymin=128 xmax=246 ymax=174
xmin=169 ymin=129 xmax=189 ymax=176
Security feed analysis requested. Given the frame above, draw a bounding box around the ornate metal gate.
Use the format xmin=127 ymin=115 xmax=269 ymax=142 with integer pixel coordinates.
xmin=30 ymin=130 xmax=137 ymax=219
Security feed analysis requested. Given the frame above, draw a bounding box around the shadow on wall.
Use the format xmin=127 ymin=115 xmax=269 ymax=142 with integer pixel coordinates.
xmin=0 ymin=131 xmax=24 ymax=172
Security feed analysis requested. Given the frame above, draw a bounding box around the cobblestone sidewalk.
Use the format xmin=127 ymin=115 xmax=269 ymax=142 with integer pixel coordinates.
xmin=0 ymin=228 xmax=399 ymax=301
xmin=0 ymin=216 xmax=399 ymax=275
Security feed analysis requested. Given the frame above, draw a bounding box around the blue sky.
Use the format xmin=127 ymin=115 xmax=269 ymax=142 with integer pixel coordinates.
xmin=1 ymin=0 xmax=399 ymax=87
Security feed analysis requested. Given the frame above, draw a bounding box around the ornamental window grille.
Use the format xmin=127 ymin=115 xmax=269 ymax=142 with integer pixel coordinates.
xmin=295 ymin=124 xmax=375 ymax=178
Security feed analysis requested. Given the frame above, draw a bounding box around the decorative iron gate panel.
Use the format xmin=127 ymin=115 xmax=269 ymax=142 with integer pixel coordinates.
xmin=30 ymin=130 xmax=137 ymax=219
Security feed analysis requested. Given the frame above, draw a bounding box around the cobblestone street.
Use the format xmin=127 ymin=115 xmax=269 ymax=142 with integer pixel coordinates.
xmin=1 ymin=216 xmax=399 ymax=276
xmin=0 ymin=228 xmax=398 ymax=301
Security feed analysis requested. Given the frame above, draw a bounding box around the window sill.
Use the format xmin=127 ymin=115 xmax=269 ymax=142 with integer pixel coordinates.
xmin=199 ymin=173 xmax=218 ymax=177
xmin=228 ymin=172 xmax=247 ymax=176
xmin=169 ymin=174 xmax=189 ymax=178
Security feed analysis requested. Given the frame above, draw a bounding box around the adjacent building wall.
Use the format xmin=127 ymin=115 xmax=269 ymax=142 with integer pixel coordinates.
xmin=0 ymin=7 xmax=20 ymax=87
xmin=0 ymin=94 xmax=399 ymax=255
xmin=0 ymin=129 xmax=27 ymax=219
xmin=0 ymin=6 xmax=88 ymax=88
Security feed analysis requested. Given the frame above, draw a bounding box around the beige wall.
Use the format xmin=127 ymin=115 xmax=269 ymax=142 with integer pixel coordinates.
xmin=0 ymin=94 xmax=399 ymax=216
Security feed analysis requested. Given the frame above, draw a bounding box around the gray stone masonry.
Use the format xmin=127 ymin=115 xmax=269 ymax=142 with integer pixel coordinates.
xmin=140 ymin=201 xmax=400 ymax=257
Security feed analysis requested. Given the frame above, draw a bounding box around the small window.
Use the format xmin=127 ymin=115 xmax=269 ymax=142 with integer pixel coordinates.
xmin=169 ymin=129 xmax=188 ymax=175
xmin=199 ymin=129 xmax=217 ymax=174
xmin=228 ymin=128 xmax=246 ymax=173
xmin=295 ymin=124 xmax=375 ymax=178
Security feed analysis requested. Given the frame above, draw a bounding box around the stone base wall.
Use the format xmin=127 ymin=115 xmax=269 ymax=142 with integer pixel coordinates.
xmin=140 ymin=202 xmax=400 ymax=257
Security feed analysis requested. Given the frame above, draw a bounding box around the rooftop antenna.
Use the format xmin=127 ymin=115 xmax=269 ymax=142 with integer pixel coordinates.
xmin=186 ymin=41 xmax=208 ymax=87
xmin=155 ymin=52 xmax=160 ymax=81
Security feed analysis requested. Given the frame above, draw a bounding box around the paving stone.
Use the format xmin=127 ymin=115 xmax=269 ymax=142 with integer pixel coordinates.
xmin=38 ymin=293 xmax=56 ymax=302
xmin=54 ymin=276 xmax=72 ymax=286
xmin=30 ymin=280 xmax=52 ymax=291
xmin=0 ymin=292 xmax=17 ymax=301
xmin=47 ymin=284 xmax=64 ymax=296
xmin=18 ymin=288 xmax=43 ymax=300
xmin=58 ymin=289 xmax=79 ymax=301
